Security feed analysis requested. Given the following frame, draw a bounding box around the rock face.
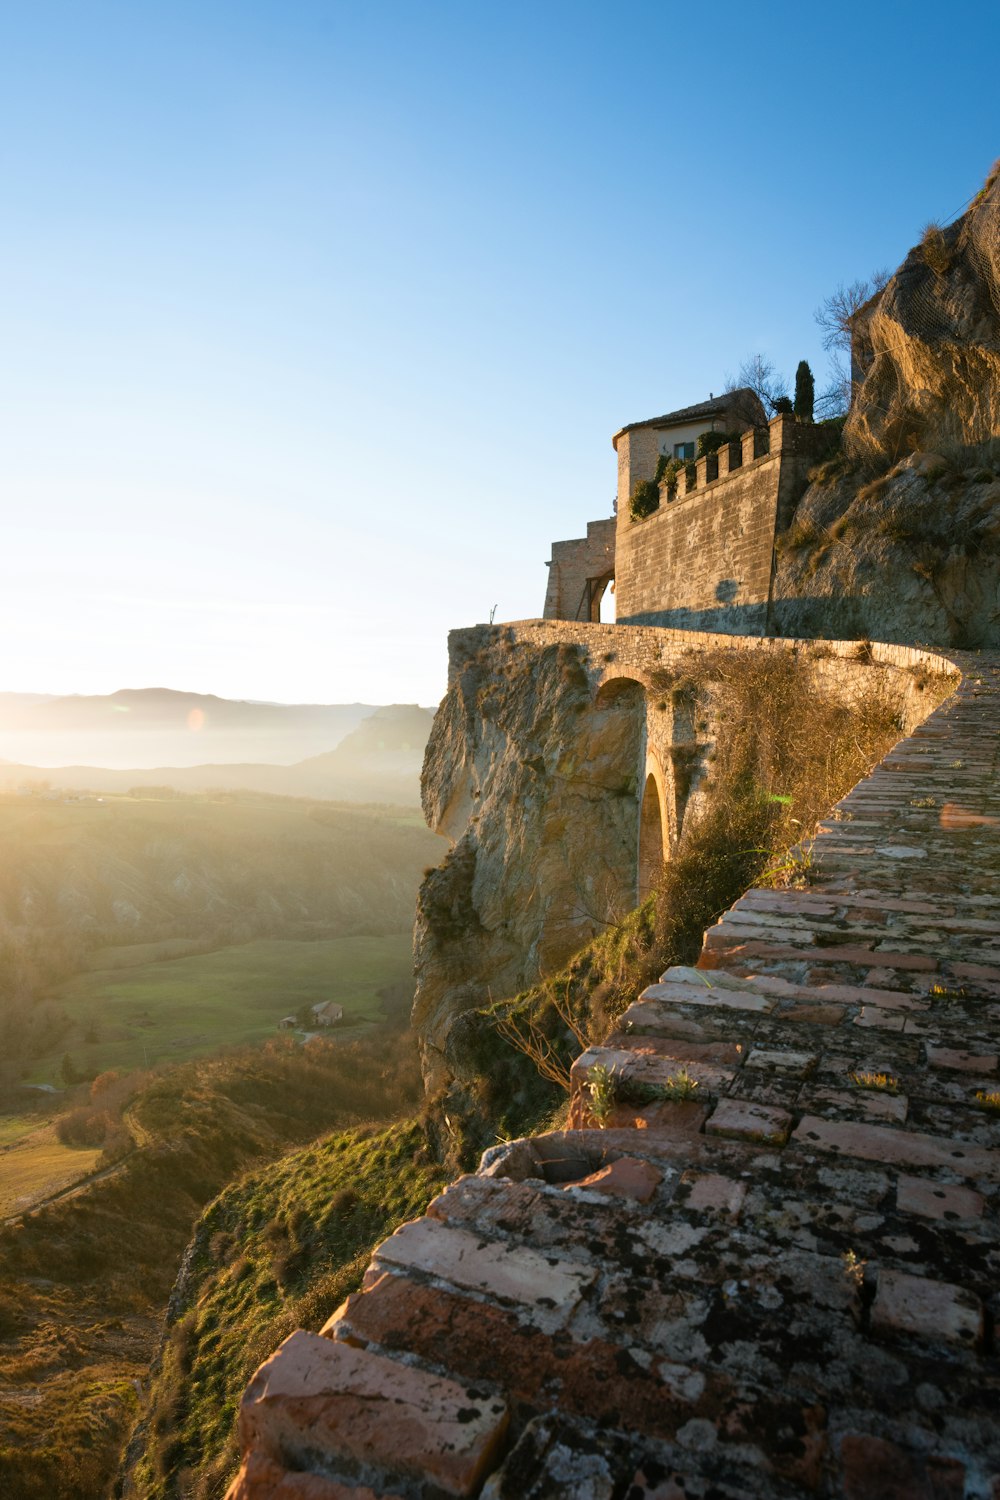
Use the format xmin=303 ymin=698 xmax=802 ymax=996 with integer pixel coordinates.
xmin=846 ymin=164 xmax=1000 ymax=463
xmin=773 ymin=450 xmax=1000 ymax=647
xmin=412 ymin=620 xmax=946 ymax=1101
xmin=414 ymin=627 xmax=650 ymax=1095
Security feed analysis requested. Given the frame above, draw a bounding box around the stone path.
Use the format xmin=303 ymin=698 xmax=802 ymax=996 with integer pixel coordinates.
xmin=228 ymin=654 xmax=1000 ymax=1500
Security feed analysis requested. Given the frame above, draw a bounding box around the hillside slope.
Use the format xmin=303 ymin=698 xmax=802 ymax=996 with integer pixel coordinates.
xmin=0 ymin=795 xmax=441 ymax=1084
xmin=121 ymin=1117 xmax=447 ymax=1500
xmin=0 ymin=690 xmax=378 ymax=770
xmin=0 ymin=705 xmax=433 ymax=806
xmin=0 ymin=795 xmax=438 ymax=942
xmin=0 ymin=1030 xmax=430 ymax=1500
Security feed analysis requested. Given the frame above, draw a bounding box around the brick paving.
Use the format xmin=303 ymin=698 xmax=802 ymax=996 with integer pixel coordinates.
xmin=227 ymin=653 xmax=1000 ymax=1499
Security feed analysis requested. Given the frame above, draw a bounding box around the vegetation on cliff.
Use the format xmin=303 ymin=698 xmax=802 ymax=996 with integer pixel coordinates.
xmin=440 ymin=648 xmax=949 ymax=1164
xmin=124 ymin=1119 xmax=447 ymax=1499
xmin=774 ymin=437 xmax=1000 ymax=648
xmin=0 ymin=1011 xmax=425 ymax=1500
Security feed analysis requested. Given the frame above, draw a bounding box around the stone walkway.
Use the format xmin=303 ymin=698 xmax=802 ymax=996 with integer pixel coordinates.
xmin=228 ymin=653 xmax=1000 ymax=1500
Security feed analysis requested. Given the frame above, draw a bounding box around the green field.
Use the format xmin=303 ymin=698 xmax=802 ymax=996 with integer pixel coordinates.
xmin=31 ymin=934 xmax=414 ymax=1082
xmin=0 ymin=1121 xmax=103 ymax=1216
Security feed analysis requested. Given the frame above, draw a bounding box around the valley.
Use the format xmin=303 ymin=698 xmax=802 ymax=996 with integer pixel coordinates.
xmin=0 ymin=734 xmax=443 ymax=1498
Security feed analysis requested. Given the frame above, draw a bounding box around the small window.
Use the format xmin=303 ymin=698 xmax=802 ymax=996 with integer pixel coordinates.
xmin=673 ymin=442 xmax=695 ymax=460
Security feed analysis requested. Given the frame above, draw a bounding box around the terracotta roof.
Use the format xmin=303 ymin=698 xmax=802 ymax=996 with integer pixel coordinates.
xmin=611 ymin=389 xmax=758 ymax=449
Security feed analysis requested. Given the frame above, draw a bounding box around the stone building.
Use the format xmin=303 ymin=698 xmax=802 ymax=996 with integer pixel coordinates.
xmin=545 ymin=388 xmax=831 ymax=636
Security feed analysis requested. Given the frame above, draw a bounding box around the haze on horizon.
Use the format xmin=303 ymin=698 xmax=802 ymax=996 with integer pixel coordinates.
xmin=2 ymin=0 xmax=997 ymax=708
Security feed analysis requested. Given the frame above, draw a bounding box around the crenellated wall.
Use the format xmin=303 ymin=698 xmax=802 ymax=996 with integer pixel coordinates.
xmin=613 ymin=413 xmax=834 ymax=632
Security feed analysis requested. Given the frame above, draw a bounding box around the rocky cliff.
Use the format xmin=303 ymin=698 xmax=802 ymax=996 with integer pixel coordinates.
xmin=846 ymin=161 xmax=1000 ymax=463
xmin=772 ymin=444 xmax=1000 ymax=647
xmin=412 ymin=621 xmax=946 ymax=1105
xmin=414 ymin=628 xmax=653 ymax=1096
xmin=772 ymin=165 xmax=1000 ymax=647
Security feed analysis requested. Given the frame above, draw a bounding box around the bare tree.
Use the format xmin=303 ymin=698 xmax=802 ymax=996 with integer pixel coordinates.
xmin=724 ymin=354 xmax=789 ymax=421
xmin=815 ymin=352 xmax=851 ymax=420
xmin=814 ymin=270 xmax=889 ymax=354
xmin=813 ymin=269 xmax=890 ymax=419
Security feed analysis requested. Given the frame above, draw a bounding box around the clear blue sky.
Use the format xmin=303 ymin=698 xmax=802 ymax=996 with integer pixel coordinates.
xmin=2 ymin=0 xmax=996 ymax=706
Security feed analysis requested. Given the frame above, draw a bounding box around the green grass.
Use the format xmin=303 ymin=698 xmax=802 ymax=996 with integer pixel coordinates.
xmin=126 ymin=1118 xmax=448 ymax=1499
xmin=0 ymin=1115 xmax=46 ymax=1146
xmin=0 ymin=1025 xmax=426 ymax=1500
xmin=30 ymin=935 xmax=414 ymax=1082
xmin=82 ymin=937 xmax=210 ymax=971
xmin=0 ymin=1123 xmax=102 ymax=1216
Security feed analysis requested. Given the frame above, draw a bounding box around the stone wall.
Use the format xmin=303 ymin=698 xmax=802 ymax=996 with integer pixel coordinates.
xmin=542 ymin=517 xmax=615 ymax=621
xmin=614 ymin=413 xmax=834 ymax=631
xmin=414 ymin=618 xmax=955 ymax=1095
xmin=225 ymin=644 xmax=1000 ymax=1500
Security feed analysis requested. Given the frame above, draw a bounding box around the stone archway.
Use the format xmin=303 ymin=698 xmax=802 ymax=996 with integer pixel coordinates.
xmin=586 ymin=572 xmax=615 ymax=623
xmin=638 ymin=771 xmax=665 ymax=900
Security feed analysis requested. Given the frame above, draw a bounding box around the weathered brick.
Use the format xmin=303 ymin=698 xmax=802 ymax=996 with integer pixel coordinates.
xmin=705 ymin=1099 xmax=792 ymax=1145
xmin=226 ymin=1452 xmax=401 ymax=1500
xmin=639 ymin=980 xmax=776 ymax=1014
xmin=367 ymin=1218 xmax=595 ymax=1327
xmin=871 ymin=1269 xmax=983 ymax=1347
xmin=925 ymin=1044 xmax=998 ymax=1073
xmin=569 ymin=1156 xmax=663 ymax=1202
xmin=679 ymin=1172 xmax=747 ymax=1216
xmin=792 ymin=1115 xmax=1000 ymax=1179
xmin=237 ymin=1331 xmax=508 ymax=1497
xmin=744 ymin=1047 xmax=816 ymax=1076
xmin=840 ymin=1433 xmax=962 ymax=1500
xmin=328 ymin=1273 xmax=704 ymax=1443
xmin=895 ymin=1175 xmax=984 ymax=1221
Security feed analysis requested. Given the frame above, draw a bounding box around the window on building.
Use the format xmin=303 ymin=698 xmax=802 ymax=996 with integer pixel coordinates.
xmin=673 ymin=441 xmax=695 ymax=460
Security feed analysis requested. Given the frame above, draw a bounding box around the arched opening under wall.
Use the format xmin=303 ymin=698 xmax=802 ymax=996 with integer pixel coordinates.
xmin=589 ymin=675 xmax=646 ymax=909
xmin=638 ymin=772 xmax=665 ymax=900
xmin=584 ymin=571 xmax=615 ymax=623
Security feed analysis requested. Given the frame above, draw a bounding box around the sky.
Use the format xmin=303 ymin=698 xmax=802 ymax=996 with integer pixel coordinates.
xmin=1 ymin=0 xmax=997 ymax=708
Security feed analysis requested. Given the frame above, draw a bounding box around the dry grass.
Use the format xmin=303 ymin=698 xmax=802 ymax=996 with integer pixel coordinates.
xmin=485 ymin=650 xmax=915 ymax=1113
xmin=0 ymin=1023 xmax=426 ymax=1500
xmin=0 ymin=1124 xmax=103 ymax=1217
xmin=920 ymin=221 xmax=953 ymax=276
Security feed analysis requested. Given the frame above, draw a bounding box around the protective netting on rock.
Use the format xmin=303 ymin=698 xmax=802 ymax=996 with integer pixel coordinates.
xmin=965 ymin=181 xmax=1000 ymax=319
xmin=845 ymin=174 xmax=1000 ymax=462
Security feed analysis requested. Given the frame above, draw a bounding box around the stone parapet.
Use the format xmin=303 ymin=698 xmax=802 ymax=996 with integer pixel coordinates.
xmin=226 ymin=637 xmax=1000 ymax=1500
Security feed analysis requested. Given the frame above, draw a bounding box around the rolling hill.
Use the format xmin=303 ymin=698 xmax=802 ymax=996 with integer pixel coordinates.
xmin=0 ymin=704 xmax=434 ymax=806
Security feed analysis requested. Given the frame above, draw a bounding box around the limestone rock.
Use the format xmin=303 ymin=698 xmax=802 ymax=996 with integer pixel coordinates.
xmin=772 ymin=458 xmax=1000 ymax=647
xmin=414 ymin=628 xmax=647 ymax=1093
xmin=846 ymin=165 xmax=1000 ymax=463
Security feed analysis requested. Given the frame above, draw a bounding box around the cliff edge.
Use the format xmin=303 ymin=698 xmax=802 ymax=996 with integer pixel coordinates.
xmin=846 ymin=163 xmax=1000 ymax=463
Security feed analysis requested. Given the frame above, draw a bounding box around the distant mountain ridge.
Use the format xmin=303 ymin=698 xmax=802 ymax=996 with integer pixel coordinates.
xmin=0 ymin=703 xmax=435 ymax=806
xmin=0 ymin=689 xmax=435 ymax=773
xmin=0 ymin=687 xmax=371 ymax=729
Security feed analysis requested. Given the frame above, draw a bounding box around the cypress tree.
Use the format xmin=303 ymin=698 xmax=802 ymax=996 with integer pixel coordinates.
xmin=794 ymin=360 xmax=815 ymax=422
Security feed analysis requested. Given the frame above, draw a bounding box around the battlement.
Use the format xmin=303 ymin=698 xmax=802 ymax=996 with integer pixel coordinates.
xmin=652 ymin=411 xmax=828 ymax=504
xmin=614 ymin=411 xmax=834 ymax=633
xmin=543 ymin=403 xmax=837 ymax=635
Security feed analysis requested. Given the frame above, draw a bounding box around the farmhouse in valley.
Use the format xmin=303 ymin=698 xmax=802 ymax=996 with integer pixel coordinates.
xmin=310 ymin=1000 xmax=344 ymax=1027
